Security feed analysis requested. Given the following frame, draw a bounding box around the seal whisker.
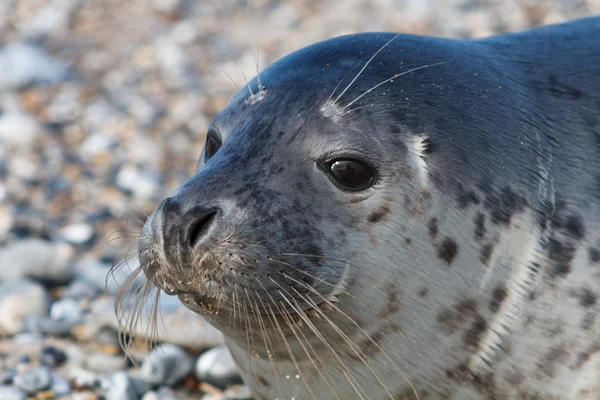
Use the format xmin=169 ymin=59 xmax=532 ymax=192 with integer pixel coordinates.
xmin=253 ymin=279 xmax=342 ymax=398
xmin=266 ymin=302 xmax=318 ymax=400
xmin=331 ymin=33 xmax=403 ymax=107
xmin=249 ymin=292 xmax=284 ymax=398
xmin=265 ymin=275 xmax=369 ymax=399
xmin=285 ymin=274 xmax=420 ymax=400
xmin=341 ymin=60 xmax=453 ymax=112
xmin=272 ymin=278 xmax=392 ymax=400
xmin=273 ymin=254 xmax=407 ymax=339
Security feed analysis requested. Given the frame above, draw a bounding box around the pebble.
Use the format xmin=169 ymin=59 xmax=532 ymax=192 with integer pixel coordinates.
xmin=0 ymin=43 xmax=68 ymax=89
xmin=23 ymin=315 xmax=73 ymax=337
xmin=13 ymin=366 xmax=52 ymax=394
xmin=0 ymin=279 xmax=50 ymax=335
xmin=0 ymin=239 xmax=73 ymax=284
xmin=90 ymin=295 xmax=224 ymax=350
xmin=63 ymin=279 xmax=99 ymax=300
xmin=195 ymin=345 xmax=242 ymax=389
xmin=141 ymin=344 xmax=193 ymax=387
xmin=85 ymin=353 xmax=127 ymax=374
xmin=69 ymin=367 xmax=98 ymax=390
xmin=115 ymin=164 xmax=161 ymax=200
xmin=50 ymin=375 xmax=72 ymax=397
xmin=41 ymin=346 xmax=68 ymax=368
xmin=223 ymin=385 xmax=253 ymax=400
xmin=0 ymin=386 xmax=26 ymax=400
xmin=0 ymin=112 xmax=43 ymax=147
xmin=50 ymin=298 xmax=84 ymax=326
xmin=106 ymin=371 xmax=139 ymax=400
xmin=58 ymin=223 xmax=95 ymax=245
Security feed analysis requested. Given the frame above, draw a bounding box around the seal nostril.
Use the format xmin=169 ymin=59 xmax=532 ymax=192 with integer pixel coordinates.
xmin=185 ymin=208 xmax=218 ymax=249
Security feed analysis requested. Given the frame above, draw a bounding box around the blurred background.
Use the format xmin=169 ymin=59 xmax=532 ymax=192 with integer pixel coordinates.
xmin=0 ymin=1 xmax=598 ymax=399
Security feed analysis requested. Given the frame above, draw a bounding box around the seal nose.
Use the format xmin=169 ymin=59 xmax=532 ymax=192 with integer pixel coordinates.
xmin=180 ymin=206 xmax=219 ymax=249
xmin=155 ymin=198 xmax=219 ymax=252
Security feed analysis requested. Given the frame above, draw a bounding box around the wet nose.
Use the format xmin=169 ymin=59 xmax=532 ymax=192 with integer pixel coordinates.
xmin=157 ymin=197 xmax=219 ymax=251
xmin=180 ymin=205 xmax=219 ymax=249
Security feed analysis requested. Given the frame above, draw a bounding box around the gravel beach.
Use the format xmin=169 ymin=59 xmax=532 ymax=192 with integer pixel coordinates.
xmin=0 ymin=0 xmax=598 ymax=399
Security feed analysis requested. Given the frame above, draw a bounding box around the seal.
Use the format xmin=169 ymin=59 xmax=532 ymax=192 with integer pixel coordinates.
xmin=121 ymin=16 xmax=600 ymax=399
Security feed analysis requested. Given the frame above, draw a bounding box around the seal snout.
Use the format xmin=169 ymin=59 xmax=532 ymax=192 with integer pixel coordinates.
xmin=139 ymin=194 xmax=226 ymax=293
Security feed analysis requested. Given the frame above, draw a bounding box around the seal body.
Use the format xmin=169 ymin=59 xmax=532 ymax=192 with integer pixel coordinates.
xmin=135 ymin=16 xmax=600 ymax=399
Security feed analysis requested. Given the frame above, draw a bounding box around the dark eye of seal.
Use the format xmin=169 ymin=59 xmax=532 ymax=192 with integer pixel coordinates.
xmin=204 ymin=130 xmax=222 ymax=161
xmin=327 ymin=159 xmax=376 ymax=191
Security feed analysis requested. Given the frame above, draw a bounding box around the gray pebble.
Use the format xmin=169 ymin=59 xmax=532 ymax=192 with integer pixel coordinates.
xmin=58 ymin=223 xmax=95 ymax=245
xmin=50 ymin=375 xmax=72 ymax=397
xmin=23 ymin=315 xmax=72 ymax=336
xmin=0 ymin=386 xmax=26 ymax=400
xmin=69 ymin=367 xmax=98 ymax=389
xmin=13 ymin=366 xmax=52 ymax=394
xmin=90 ymin=295 xmax=224 ymax=350
xmin=156 ymin=386 xmax=183 ymax=400
xmin=141 ymin=392 xmax=160 ymax=400
xmin=0 ymin=42 xmax=68 ymax=89
xmin=106 ymin=371 xmax=139 ymax=400
xmin=50 ymin=297 xmax=83 ymax=326
xmin=0 ymin=239 xmax=73 ymax=284
xmin=85 ymin=352 xmax=127 ymax=374
xmin=0 ymin=279 xmax=50 ymax=335
xmin=0 ymin=112 xmax=42 ymax=146
xmin=195 ymin=345 xmax=242 ymax=389
xmin=223 ymin=385 xmax=253 ymax=400
xmin=41 ymin=345 xmax=68 ymax=367
xmin=141 ymin=344 xmax=193 ymax=386
xmin=63 ymin=279 xmax=99 ymax=300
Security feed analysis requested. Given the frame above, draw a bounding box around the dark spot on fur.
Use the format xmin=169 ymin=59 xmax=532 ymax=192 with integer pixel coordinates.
xmin=580 ymin=312 xmax=596 ymax=330
xmin=368 ymin=205 xmax=391 ymax=223
xmin=404 ymin=237 xmax=412 ymax=246
xmin=564 ymin=215 xmax=585 ymax=240
xmin=483 ymin=187 xmax=527 ymax=226
xmin=437 ymin=298 xmax=478 ymax=334
xmin=573 ymin=344 xmax=600 ymax=369
xmin=427 ymin=217 xmax=438 ymax=238
xmin=462 ymin=315 xmax=487 ymax=350
xmin=418 ymin=287 xmax=429 ymax=298
xmin=257 ymin=376 xmax=269 ymax=387
xmin=381 ymin=282 xmax=402 ymax=318
xmin=589 ymin=247 xmax=600 ymax=263
xmin=445 ymin=363 xmax=496 ymax=395
xmin=474 ymin=213 xmax=486 ymax=241
xmin=548 ymin=238 xmax=575 ymax=277
xmin=547 ymin=73 xmax=585 ymax=100
xmin=538 ymin=346 xmax=569 ymax=379
xmin=579 ymin=288 xmax=597 ymax=308
xmin=438 ymin=237 xmax=459 ymax=265
xmin=489 ymin=286 xmax=507 ymax=313
xmin=457 ymin=188 xmax=480 ymax=209
xmin=480 ymin=244 xmax=493 ymax=265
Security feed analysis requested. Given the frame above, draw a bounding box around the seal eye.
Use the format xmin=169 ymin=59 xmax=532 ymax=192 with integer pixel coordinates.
xmin=204 ymin=130 xmax=222 ymax=161
xmin=328 ymin=159 xmax=375 ymax=191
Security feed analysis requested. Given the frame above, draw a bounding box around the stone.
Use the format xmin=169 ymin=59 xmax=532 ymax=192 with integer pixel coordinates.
xmin=13 ymin=366 xmax=52 ymax=394
xmin=106 ymin=371 xmax=139 ymax=400
xmin=0 ymin=43 xmax=68 ymax=89
xmin=0 ymin=386 xmax=26 ymax=400
xmin=0 ymin=239 xmax=73 ymax=285
xmin=0 ymin=279 xmax=50 ymax=335
xmin=141 ymin=344 xmax=193 ymax=386
xmin=195 ymin=345 xmax=242 ymax=389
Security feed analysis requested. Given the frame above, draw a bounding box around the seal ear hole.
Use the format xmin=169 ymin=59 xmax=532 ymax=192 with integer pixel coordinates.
xmin=322 ymin=158 xmax=377 ymax=192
